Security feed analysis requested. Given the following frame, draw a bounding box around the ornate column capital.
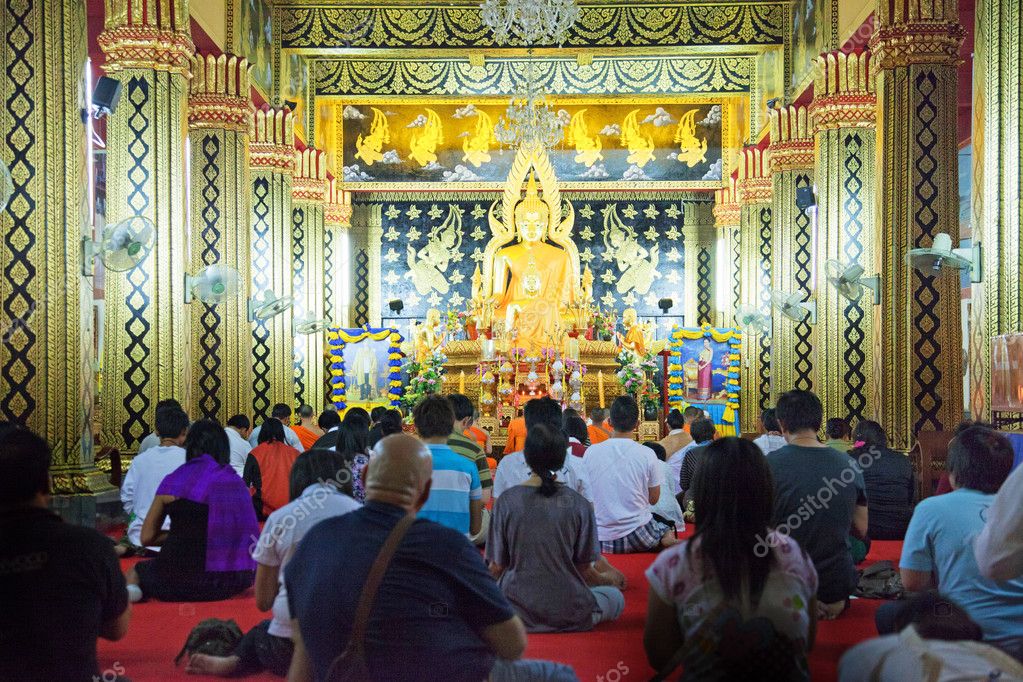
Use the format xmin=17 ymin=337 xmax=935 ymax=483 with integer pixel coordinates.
xmin=189 ymin=53 xmax=252 ymax=131
xmin=768 ymin=105 xmax=814 ymax=173
xmin=98 ymin=0 xmax=193 ymax=74
xmin=737 ymin=147 xmax=772 ymax=205
xmin=870 ymin=4 xmax=965 ymax=70
xmin=292 ymin=149 xmax=328 ymax=204
xmin=811 ymin=50 xmax=877 ymax=131
xmin=325 ymin=178 xmax=353 ymax=227
xmin=714 ymin=176 xmax=741 ymax=227
xmin=250 ymin=106 xmax=295 ymax=173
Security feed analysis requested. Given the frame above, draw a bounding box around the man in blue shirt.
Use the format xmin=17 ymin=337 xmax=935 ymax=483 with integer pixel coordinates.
xmin=413 ymin=394 xmax=483 ymax=537
xmin=877 ymin=425 xmax=1023 ymax=659
xmin=285 ymin=433 xmax=575 ymax=682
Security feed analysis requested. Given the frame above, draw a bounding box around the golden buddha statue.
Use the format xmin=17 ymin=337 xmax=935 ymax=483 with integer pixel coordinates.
xmin=492 ymin=171 xmax=576 ymax=350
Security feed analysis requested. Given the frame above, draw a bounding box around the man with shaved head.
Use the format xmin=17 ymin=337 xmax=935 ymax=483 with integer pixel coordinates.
xmin=285 ymin=434 xmax=576 ymax=682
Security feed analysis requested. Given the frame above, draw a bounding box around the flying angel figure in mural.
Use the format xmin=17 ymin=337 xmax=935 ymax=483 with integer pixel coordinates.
xmin=620 ymin=110 xmax=655 ymax=167
xmin=462 ymin=110 xmax=496 ymax=168
xmin=409 ymin=109 xmax=445 ymax=167
xmin=407 ymin=205 xmax=463 ymax=295
xmin=355 ymin=108 xmax=390 ymax=166
xmin=602 ymin=204 xmax=661 ymax=295
xmin=566 ymin=110 xmax=603 ymax=167
xmin=673 ymin=110 xmax=709 ymax=167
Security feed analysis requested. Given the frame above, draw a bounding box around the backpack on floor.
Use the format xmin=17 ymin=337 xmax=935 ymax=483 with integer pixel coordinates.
xmin=854 ymin=560 xmax=904 ymax=600
xmin=174 ymin=618 xmax=243 ymax=665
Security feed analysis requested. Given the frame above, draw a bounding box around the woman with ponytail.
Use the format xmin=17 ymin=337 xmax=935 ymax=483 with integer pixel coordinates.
xmin=486 ymin=423 xmax=625 ymax=632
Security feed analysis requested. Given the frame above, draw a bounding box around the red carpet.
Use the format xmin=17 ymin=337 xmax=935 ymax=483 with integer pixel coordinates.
xmin=98 ymin=542 xmax=903 ymax=681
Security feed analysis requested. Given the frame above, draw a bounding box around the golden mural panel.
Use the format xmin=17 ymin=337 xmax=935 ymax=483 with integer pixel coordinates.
xmin=337 ymin=99 xmax=730 ymax=190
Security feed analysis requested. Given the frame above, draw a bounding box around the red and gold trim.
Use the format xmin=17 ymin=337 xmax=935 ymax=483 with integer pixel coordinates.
xmin=325 ymin=178 xmax=353 ymax=227
xmin=189 ymin=53 xmax=251 ymax=131
xmin=250 ymin=106 xmax=295 ymax=173
xmin=292 ymin=148 xmax=328 ymax=204
xmin=812 ymin=50 xmax=877 ymax=131
xmin=768 ymin=105 xmax=814 ymax=173
xmin=713 ymin=175 xmax=740 ymax=227
xmin=737 ymin=147 xmax=772 ymax=205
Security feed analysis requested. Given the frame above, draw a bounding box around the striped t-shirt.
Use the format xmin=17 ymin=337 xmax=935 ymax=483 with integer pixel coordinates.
xmin=419 ymin=443 xmax=482 ymax=535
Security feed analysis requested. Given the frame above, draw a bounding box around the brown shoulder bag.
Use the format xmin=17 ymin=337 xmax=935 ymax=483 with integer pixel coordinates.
xmin=325 ymin=513 xmax=416 ymax=682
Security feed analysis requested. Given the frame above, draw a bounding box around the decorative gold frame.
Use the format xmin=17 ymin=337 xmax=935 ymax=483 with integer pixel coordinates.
xmin=330 ymin=94 xmax=741 ymax=191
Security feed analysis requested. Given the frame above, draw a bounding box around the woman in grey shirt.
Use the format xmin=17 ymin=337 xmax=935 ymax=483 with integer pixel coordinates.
xmin=486 ymin=424 xmax=626 ymax=632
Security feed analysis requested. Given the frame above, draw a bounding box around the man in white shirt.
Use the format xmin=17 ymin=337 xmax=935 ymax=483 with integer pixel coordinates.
xmin=248 ymin=403 xmax=303 ymax=451
xmin=135 ymin=398 xmax=184 ymax=454
xmin=585 ymin=395 xmax=677 ymax=553
xmin=120 ymin=408 xmax=188 ymax=550
xmin=752 ymin=407 xmax=787 ymax=456
xmin=225 ymin=414 xmax=252 ymax=477
xmin=975 ymin=460 xmax=1023 ymax=582
xmin=493 ymin=397 xmax=591 ymax=501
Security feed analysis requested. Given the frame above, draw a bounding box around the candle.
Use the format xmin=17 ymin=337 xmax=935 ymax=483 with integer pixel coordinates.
xmin=459 ymin=370 xmax=466 ymax=394
xmin=598 ymin=370 xmax=605 ymax=408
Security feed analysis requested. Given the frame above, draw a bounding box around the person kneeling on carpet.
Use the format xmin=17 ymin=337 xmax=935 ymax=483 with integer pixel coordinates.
xmin=126 ymin=419 xmax=259 ymax=603
xmin=644 ymin=437 xmax=819 ymax=681
xmin=839 ymin=592 xmax=1023 ymax=681
xmin=0 ymin=424 xmax=132 ymax=682
xmin=487 ymin=424 xmax=625 ymax=633
xmin=584 ymin=395 xmax=678 ymax=554
xmin=185 ymin=448 xmax=362 ymax=677
xmin=285 ymin=433 xmax=577 ymax=682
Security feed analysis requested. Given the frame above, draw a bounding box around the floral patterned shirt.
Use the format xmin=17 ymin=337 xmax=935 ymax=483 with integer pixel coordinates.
xmin=351 ymin=453 xmax=370 ymax=503
xmin=645 ymin=531 xmax=818 ymax=681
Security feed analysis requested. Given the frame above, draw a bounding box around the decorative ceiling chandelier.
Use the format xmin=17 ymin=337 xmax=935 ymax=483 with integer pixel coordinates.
xmin=493 ymin=60 xmax=565 ymax=150
xmin=480 ymin=0 xmax=581 ymax=47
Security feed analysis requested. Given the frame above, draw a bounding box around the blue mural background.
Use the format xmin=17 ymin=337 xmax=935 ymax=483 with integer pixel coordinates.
xmin=371 ymin=194 xmax=712 ymax=332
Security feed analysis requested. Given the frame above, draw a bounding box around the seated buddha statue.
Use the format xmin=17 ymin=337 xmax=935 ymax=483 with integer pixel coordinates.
xmin=493 ymin=172 xmax=576 ymax=351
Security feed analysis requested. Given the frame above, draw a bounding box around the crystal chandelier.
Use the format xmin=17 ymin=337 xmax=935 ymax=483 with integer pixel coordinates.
xmin=480 ymin=0 xmax=581 ymax=47
xmin=493 ymin=60 xmax=565 ymax=150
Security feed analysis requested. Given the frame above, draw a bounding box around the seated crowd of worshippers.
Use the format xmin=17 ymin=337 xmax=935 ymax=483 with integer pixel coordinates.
xmin=2 ymin=387 xmax=1023 ymax=681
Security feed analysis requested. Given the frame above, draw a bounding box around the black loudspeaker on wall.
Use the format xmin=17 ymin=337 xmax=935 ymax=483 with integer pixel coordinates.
xmin=795 ymin=186 xmax=816 ymax=210
xmin=92 ymin=76 xmax=122 ymax=118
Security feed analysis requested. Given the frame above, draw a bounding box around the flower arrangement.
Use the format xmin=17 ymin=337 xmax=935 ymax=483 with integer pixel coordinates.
xmin=616 ymin=352 xmax=661 ymax=409
xmin=400 ymin=350 xmax=447 ymax=412
xmin=592 ymin=309 xmax=617 ymax=341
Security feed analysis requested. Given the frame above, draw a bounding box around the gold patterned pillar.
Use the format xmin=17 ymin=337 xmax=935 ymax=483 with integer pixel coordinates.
xmin=367 ymin=206 xmax=384 ymax=328
xmin=682 ymin=201 xmax=716 ymax=326
xmin=99 ymin=0 xmax=193 ymax=452
xmin=188 ymin=53 xmax=253 ymax=422
xmin=737 ymin=147 xmax=773 ymax=432
xmin=811 ymin=50 xmax=878 ymax=424
xmin=349 ymin=203 xmax=371 ymax=327
xmin=0 ymin=1 xmax=107 ymax=498
xmin=871 ymin=3 xmax=965 ymax=449
xmin=970 ymin=0 xmax=1022 ymax=420
xmin=249 ymin=107 xmax=295 ymax=421
xmin=324 ymin=180 xmax=353 ymax=328
xmin=714 ymin=176 xmax=741 ymax=327
xmin=292 ymin=149 xmax=328 ymax=410
xmin=769 ymin=105 xmax=816 ymax=399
